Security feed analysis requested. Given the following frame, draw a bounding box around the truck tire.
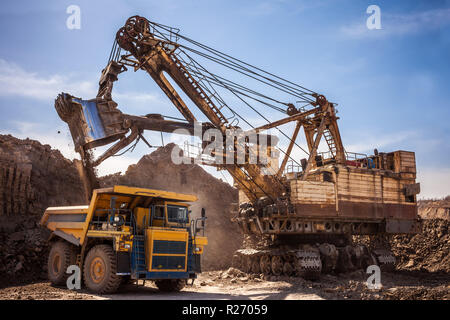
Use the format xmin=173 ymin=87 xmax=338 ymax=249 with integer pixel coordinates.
xmin=155 ymin=279 xmax=186 ymax=292
xmin=48 ymin=241 xmax=78 ymax=286
xmin=83 ymin=244 xmax=122 ymax=294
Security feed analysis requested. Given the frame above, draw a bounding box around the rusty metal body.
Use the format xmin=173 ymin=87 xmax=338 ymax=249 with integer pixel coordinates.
xmin=238 ymin=151 xmax=420 ymax=237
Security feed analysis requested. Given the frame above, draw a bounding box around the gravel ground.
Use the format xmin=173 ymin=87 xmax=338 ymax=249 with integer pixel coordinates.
xmin=0 ymin=269 xmax=448 ymax=300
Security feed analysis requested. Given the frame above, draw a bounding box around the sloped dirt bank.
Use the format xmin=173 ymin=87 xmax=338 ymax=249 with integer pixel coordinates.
xmin=0 ymin=134 xmax=86 ymax=288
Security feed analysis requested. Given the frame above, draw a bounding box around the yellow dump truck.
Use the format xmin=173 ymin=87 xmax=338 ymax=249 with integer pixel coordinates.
xmin=40 ymin=185 xmax=207 ymax=293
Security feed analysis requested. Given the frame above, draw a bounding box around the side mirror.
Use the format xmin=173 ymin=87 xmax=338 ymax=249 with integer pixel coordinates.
xmin=110 ymin=197 xmax=116 ymax=213
xmin=201 ymin=208 xmax=206 ymax=227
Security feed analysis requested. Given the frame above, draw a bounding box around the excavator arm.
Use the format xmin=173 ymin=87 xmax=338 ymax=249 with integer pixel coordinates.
xmin=55 ymin=15 xmax=346 ymax=203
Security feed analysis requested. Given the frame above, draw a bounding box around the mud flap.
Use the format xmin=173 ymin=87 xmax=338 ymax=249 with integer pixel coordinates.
xmin=116 ymin=252 xmax=131 ymax=275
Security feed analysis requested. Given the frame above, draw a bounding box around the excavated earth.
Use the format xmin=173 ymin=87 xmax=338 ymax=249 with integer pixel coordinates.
xmin=0 ymin=134 xmax=449 ymax=300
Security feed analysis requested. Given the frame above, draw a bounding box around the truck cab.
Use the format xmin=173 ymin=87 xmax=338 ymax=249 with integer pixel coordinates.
xmin=40 ymin=185 xmax=207 ymax=294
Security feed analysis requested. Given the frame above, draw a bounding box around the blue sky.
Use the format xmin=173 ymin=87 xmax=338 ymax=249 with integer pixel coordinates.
xmin=0 ymin=0 xmax=449 ymax=198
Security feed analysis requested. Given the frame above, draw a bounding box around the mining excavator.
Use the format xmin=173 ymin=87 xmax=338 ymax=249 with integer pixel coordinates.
xmin=55 ymin=16 xmax=421 ymax=279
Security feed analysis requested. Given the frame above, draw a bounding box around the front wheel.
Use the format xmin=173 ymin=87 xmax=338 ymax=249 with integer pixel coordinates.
xmin=83 ymin=244 xmax=122 ymax=294
xmin=155 ymin=279 xmax=186 ymax=292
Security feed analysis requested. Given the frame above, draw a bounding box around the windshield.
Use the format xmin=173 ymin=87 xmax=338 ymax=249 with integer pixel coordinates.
xmin=167 ymin=205 xmax=189 ymax=224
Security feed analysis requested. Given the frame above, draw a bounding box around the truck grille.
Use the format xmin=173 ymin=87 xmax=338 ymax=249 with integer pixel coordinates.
xmin=152 ymin=256 xmax=185 ymax=270
xmin=153 ymin=240 xmax=186 ymax=254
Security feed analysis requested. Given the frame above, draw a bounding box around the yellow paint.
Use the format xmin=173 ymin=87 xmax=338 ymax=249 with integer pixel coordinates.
xmin=193 ymin=236 xmax=208 ymax=254
xmin=134 ymin=207 xmax=150 ymax=231
xmin=80 ymin=189 xmax=100 ymax=245
xmin=193 ymin=236 xmax=208 ymax=246
xmin=145 ymin=228 xmax=189 ymax=272
xmin=87 ymin=230 xmax=132 ymax=237
xmin=112 ymin=185 xmax=198 ymax=202
xmin=41 ymin=185 xmax=199 ymax=246
xmin=115 ymin=233 xmax=134 ymax=252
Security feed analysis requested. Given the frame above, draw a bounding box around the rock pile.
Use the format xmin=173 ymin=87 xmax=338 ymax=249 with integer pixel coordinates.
xmin=391 ymin=219 xmax=450 ymax=273
xmin=0 ymin=215 xmax=50 ymax=288
xmin=418 ymin=199 xmax=450 ymax=220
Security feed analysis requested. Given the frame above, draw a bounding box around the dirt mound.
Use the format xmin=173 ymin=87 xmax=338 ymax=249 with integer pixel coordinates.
xmin=0 ymin=134 xmax=86 ymax=288
xmin=101 ymin=143 xmax=242 ymax=270
xmin=391 ymin=219 xmax=450 ymax=273
xmin=0 ymin=134 xmax=86 ymax=215
xmin=0 ymin=215 xmax=50 ymax=288
xmin=418 ymin=199 xmax=450 ymax=220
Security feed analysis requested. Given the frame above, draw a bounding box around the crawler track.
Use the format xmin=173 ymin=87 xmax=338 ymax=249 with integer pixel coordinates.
xmin=232 ymin=240 xmax=396 ymax=279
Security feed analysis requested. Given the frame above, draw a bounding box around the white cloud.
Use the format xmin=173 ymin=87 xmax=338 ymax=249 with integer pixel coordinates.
xmin=0 ymin=59 xmax=97 ymax=100
xmin=0 ymin=59 xmax=172 ymax=112
xmin=115 ymin=92 xmax=160 ymax=102
xmin=341 ymin=7 xmax=450 ymax=38
xmin=96 ymin=155 xmax=140 ymax=177
xmin=345 ymin=130 xmax=418 ymax=154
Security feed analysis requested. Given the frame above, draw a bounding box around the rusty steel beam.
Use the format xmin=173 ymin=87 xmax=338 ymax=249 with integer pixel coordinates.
xmin=123 ymin=115 xmax=204 ymax=135
xmin=252 ymin=106 xmax=321 ymax=132
xmin=92 ymin=127 xmax=140 ymax=167
xmin=301 ymin=114 xmax=327 ymax=181
xmin=277 ymin=120 xmax=302 ymax=178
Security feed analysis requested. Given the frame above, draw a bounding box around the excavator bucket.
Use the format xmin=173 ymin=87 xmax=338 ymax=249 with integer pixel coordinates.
xmin=55 ymin=93 xmax=127 ymax=152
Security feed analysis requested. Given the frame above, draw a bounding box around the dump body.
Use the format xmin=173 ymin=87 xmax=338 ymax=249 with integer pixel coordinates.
xmin=41 ymin=185 xmax=207 ymax=283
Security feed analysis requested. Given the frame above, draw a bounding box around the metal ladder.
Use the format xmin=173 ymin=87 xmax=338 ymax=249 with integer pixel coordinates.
xmin=169 ymin=53 xmax=229 ymax=127
xmin=133 ymin=235 xmax=147 ymax=274
xmin=323 ymin=129 xmax=337 ymax=158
